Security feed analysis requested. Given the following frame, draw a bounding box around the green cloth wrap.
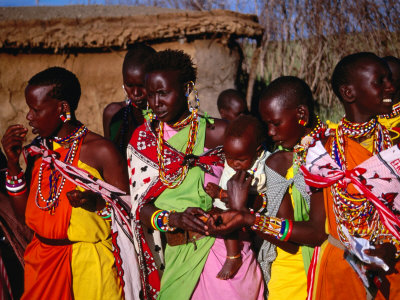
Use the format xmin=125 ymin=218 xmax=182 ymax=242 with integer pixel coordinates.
xmin=154 ymin=117 xmax=215 ymax=299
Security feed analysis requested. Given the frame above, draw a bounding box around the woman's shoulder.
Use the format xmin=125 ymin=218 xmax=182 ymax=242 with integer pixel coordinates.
xmin=265 ymin=150 xmax=293 ymax=177
xmin=204 ymin=117 xmax=228 ymax=148
xmin=82 ymin=131 xmax=121 ymax=160
xmin=103 ymin=101 xmax=126 ymax=119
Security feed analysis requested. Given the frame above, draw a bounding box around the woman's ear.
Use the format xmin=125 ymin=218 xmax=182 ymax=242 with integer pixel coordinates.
xmin=58 ymin=101 xmax=71 ymax=114
xmin=296 ymin=104 xmax=309 ymax=125
xmin=339 ymin=84 xmax=356 ymax=103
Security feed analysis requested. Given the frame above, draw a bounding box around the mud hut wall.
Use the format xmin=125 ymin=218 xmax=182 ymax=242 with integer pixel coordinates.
xmin=0 ymin=39 xmax=239 ymax=142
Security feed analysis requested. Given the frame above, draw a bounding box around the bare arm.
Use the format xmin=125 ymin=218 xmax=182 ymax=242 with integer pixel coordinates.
xmin=68 ymin=132 xmax=129 ymax=210
xmin=1 ymin=125 xmax=29 ymax=220
xmin=204 ymin=118 xmax=228 ymax=149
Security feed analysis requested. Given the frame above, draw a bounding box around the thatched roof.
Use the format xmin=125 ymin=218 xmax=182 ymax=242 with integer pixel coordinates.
xmin=0 ymin=5 xmax=263 ymax=52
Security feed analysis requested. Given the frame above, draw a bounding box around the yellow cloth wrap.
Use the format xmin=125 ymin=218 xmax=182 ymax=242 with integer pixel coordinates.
xmin=378 ymin=113 xmax=400 ymax=129
xmin=67 ymin=160 xmax=122 ymax=300
xmin=268 ymin=167 xmax=307 ymax=300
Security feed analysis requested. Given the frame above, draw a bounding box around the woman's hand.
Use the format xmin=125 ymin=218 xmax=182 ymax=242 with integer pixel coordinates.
xmin=1 ymin=125 xmax=28 ymax=172
xmin=364 ymin=242 xmax=398 ymax=273
xmin=207 ymin=210 xmax=254 ymax=236
xmin=227 ymin=170 xmax=252 ymax=211
xmin=168 ymin=207 xmax=210 ymax=234
xmin=66 ymin=190 xmax=105 ymax=212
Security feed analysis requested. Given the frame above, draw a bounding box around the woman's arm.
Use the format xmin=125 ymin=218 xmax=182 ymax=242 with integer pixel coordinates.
xmin=1 ymin=125 xmax=29 ymax=220
xmin=68 ymin=132 xmax=129 ymax=211
xmin=210 ymin=153 xmax=327 ymax=247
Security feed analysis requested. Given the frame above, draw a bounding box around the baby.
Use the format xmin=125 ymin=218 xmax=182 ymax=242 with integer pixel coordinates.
xmin=206 ymin=114 xmax=269 ymax=279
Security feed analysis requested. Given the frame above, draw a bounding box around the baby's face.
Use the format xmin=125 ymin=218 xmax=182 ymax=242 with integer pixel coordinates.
xmin=224 ymin=137 xmax=258 ymax=172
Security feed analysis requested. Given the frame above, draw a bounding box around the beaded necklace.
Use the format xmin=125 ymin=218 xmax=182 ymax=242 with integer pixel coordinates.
xmin=156 ymin=111 xmax=199 ymax=188
xmin=330 ymin=117 xmax=393 ymax=246
xmin=379 ymin=102 xmax=400 ymax=119
xmin=36 ymin=124 xmax=88 ymax=214
xmin=293 ymin=115 xmax=327 ymax=166
xmin=332 ymin=117 xmax=392 ymax=169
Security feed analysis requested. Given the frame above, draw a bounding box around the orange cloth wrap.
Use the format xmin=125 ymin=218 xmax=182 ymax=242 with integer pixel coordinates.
xmin=22 ymin=141 xmax=82 ymax=300
xmin=312 ymin=137 xmax=400 ymax=300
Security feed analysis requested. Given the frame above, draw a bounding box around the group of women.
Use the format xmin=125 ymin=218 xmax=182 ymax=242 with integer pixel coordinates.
xmin=1 ymin=46 xmax=400 ymax=300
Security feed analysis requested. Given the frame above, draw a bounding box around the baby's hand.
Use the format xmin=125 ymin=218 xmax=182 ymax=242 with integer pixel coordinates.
xmin=205 ymin=182 xmax=222 ymax=198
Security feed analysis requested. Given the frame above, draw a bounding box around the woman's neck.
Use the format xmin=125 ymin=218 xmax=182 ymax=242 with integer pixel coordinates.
xmin=52 ymin=120 xmax=81 ymax=139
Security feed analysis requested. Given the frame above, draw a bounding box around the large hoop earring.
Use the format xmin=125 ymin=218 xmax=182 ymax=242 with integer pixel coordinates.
xmin=186 ymin=81 xmax=200 ymax=113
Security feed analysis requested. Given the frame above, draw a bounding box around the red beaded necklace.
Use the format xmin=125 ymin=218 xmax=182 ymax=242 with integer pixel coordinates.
xmin=156 ymin=111 xmax=199 ymax=188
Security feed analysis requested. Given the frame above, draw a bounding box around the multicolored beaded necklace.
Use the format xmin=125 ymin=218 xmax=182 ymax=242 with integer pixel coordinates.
xmin=36 ymin=124 xmax=88 ymax=214
xmin=293 ymin=115 xmax=327 ymax=166
xmin=379 ymin=102 xmax=400 ymax=119
xmin=330 ymin=117 xmax=393 ymax=246
xmin=156 ymin=111 xmax=199 ymax=188
xmin=332 ymin=117 xmax=392 ymax=169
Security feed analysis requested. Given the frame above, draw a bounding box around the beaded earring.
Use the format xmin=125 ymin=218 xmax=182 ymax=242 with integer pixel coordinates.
xmin=146 ymin=102 xmax=156 ymax=121
xmin=298 ymin=119 xmax=307 ymax=126
xmin=59 ymin=111 xmax=71 ymax=123
xmin=122 ymin=84 xmax=132 ymax=105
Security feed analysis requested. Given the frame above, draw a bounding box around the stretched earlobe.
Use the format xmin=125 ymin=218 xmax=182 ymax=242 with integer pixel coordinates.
xmin=340 ymin=85 xmax=356 ymax=103
xmin=296 ymin=105 xmax=309 ymax=126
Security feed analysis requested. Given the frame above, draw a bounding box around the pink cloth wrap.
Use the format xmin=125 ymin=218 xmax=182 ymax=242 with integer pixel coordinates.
xmin=192 ymin=237 xmax=264 ymax=299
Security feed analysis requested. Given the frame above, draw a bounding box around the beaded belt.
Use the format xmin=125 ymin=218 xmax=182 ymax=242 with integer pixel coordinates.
xmin=165 ymin=229 xmax=204 ymax=250
xmin=35 ymin=233 xmax=76 ymax=246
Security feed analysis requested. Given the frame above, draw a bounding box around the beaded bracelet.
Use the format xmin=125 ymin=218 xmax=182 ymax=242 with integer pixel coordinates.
xmin=257 ymin=193 xmax=268 ymax=214
xmin=252 ymin=213 xmax=293 ymax=241
xmin=279 ymin=219 xmax=290 ymax=241
xmin=5 ymin=169 xmax=25 ymax=181
xmin=5 ymin=169 xmax=26 ymax=194
xmin=97 ymin=202 xmax=112 ymax=219
xmin=150 ymin=210 xmax=177 ymax=232
xmin=251 ymin=213 xmax=283 ymax=238
xmin=7 ymin=187 xmax=27 ymax=197
xmin=150 ymin=210 xmax=163 ymax=230
xmin=284 ymin=219 xmax=293 ymax=242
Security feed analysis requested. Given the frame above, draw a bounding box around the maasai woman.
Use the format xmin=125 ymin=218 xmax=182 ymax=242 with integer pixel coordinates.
xmin=127 ymin=49 xmax=263 ymax=300
xmin=1 ymin=67 xmax=128 ymax=300
xmin=301 ymin=52 xmax=400 ymax=299
xmin=250 ymin=76 xmax=326 ymax=299
xmin=103 ymin=43 xmax=156 ymax=156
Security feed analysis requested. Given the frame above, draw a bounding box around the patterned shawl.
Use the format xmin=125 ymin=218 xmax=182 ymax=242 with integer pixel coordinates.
xmin=301 ymin=141 xmax=400 ymax=241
